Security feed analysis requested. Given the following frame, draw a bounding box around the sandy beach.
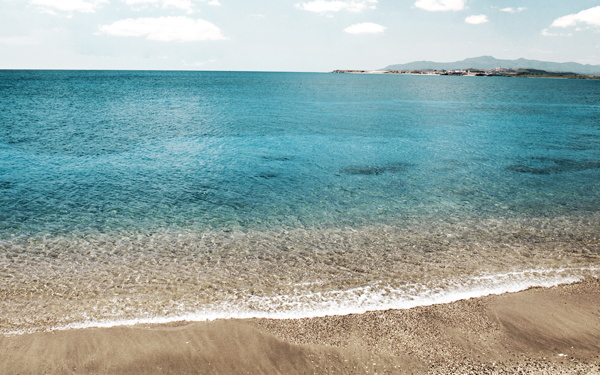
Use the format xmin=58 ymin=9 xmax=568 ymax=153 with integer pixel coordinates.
xmin=1 ymin=277 xmax=599 ymax=374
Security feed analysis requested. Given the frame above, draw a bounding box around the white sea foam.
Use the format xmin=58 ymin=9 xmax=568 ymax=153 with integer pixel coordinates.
xmin=7 ymin=266 xmax=596 ymax=336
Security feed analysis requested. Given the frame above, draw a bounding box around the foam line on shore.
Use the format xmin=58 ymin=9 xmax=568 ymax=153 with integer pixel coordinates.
xmin=5 ymin=266 xmax=598 ymax=336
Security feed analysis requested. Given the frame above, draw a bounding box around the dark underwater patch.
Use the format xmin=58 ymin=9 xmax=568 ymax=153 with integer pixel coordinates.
xmin=262 ymin=155 xmax=294 ymax=162
xmin=340 ymin=162 xmax=412 ymax=176
xmin=256 ymin=173 xmax=279 ymax=179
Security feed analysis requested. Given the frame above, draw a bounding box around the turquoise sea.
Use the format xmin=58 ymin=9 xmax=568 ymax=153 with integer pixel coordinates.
xmin=1 ymin=70 xmax=599 ymax=333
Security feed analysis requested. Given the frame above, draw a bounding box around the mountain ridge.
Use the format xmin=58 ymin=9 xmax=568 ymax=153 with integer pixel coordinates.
xmin=382 ymin=56 xmax=600 ymax=75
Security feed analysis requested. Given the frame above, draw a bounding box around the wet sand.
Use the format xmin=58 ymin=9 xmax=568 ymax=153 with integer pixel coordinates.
xmin=1 ymin=278 xmax=599 ymax=374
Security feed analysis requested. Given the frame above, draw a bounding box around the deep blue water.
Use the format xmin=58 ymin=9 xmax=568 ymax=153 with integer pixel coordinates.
xmin=1 ymin=71 xmax=599 ymax=236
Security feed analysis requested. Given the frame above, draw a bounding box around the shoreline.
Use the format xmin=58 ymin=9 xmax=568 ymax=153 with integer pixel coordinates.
xmin=4 ymin=266 xmax=595 ymax=336
xmin=2 ymin=278 xmax=599 ymax=374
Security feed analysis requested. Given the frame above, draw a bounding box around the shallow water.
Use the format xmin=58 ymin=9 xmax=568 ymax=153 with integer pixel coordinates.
xmin=1 ymin=71 xmax=599 ymax=333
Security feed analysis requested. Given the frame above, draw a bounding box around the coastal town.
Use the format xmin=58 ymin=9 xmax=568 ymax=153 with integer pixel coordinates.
xmin=332 ymin=67 xmax=598 ymax=78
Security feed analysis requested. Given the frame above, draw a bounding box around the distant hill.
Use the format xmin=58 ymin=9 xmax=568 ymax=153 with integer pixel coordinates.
xmin=382 ymin=56 xmax=600 ymax=75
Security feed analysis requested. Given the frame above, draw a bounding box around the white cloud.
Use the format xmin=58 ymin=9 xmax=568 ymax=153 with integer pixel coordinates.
xmin=414 ymin=0 xmax=464 ymax=12
xmin=30 ymin=0 xmax=107 ymax=13
xmin=98 ymin=17 xmax=228 ymax=42
xmin=123 ymin=0 xmax=195 ymax=13
xmin=465 ymin=14 xmax=488 ymax=25
xmin=542 ymin=6 xmax=600 ymax=37
xmin=344 ymin=22 xmax=385 ymax=34
xmin=550 ymin=6 xmax=600 ymax=29
xmin=207 ymin=0 xmax=221 ymax=5
xmin=295 ymin=0 xmax=377 ymax=13
xmin=541 ymin=28 xmax=572 ymax=37
xmin=499 ymin=7 xmax=526 ymax=13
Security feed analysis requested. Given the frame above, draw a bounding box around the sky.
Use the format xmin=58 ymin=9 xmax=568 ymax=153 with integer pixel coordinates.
xmin=0 ymin=0 xmax=599 ymax=71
